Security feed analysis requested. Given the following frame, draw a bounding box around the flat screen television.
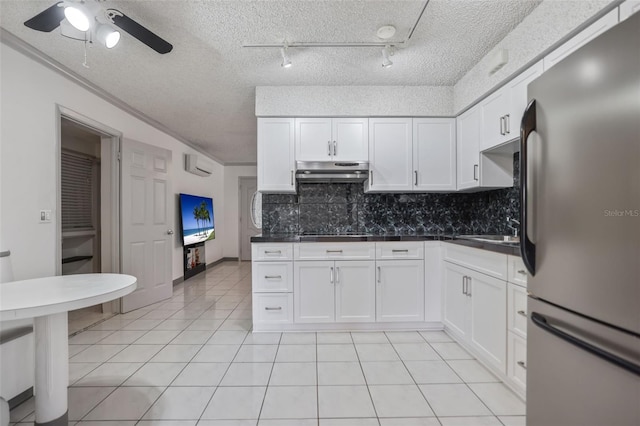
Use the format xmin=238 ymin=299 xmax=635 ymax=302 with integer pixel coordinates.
xmin=179 ymin=193 xmax=215 ymax=246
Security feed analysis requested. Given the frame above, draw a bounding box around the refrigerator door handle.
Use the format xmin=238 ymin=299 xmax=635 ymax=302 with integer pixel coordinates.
xmin=520 ymin=99 xmax=537 ymax=275
xmin=531 ymin=312 xmax=640 ymax=377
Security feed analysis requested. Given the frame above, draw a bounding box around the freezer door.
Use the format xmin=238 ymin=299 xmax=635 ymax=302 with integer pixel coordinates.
xmin=527 ymin=298 xmax=640 ymax=426
xmin=522 ymin=12 xmax=640 ymax=333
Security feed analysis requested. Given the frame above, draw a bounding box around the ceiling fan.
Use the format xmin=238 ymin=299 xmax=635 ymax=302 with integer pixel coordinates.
xmin=24 ymin=0 xmax=173 ymax=54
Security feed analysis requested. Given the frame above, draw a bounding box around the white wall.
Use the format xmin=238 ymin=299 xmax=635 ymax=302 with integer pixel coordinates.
xmin=0 ymin=42 xmax=225 ymax=281
xmin=453 ymin=0 xmax=615 ymax=113
xmin=256 ymin=86 xmax=454 ymax=117
xmin=223 ymin=165 xmax=257 ymax=259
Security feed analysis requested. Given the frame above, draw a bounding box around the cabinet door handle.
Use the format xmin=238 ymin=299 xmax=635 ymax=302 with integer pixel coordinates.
xmin=291 ymin=170 xmax=294 ymax=186
xmin=326 ymin=250 xmax=343 ymax=253
xmin=392 ymin=249 xmax=409 ymax=253
xmin=330 ymin=267 xmax=334 ymax=284
xmin=370 ymin=170 xmax=373 ymax=185
xmin=517 ymin=310 xmax=527 ymax=317
xmin=335 ymin=266 xmax=340 ymax=284
xmin=462 ymin=276 xmax=466 ymax=295
xmin=517 ymin=360 xmax=527 ymax=370
xmin=328 ymin=140 xmax=331 ymax=156
xmin=466 ymin=277 xmax=472 ymax=296
xmin=264 ymin=275 xmax=282 ymax=279
xmin=265 ymin=306 xmax=282 ymax=311
xmin=517 ymin=269 xmax=527 ymax=275
xmin=414 ymin=170 xmax=418 ymax=186
xmin=377 ymin=266 xmax=381 ymax=284
xmin=473 ymin=164 xmax=479 ymax=181
xmin=333 ymin=141 xmax=337 ymax=156
xmin=264 ymin=250 xmax=282 ymax=254
xmin=500 ymin=116 xmax=505 ymax=135
xmin=505 ymin=114 xmax=510 ymax=134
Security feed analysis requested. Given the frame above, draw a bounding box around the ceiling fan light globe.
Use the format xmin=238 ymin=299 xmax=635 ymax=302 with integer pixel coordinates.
xmin=64 ymin=6 xmax=90 ymax=32
xmin=96 ymin=24 xmax=120 ymax=48
xmin=105 ymin=30 xmax=120 ymax=48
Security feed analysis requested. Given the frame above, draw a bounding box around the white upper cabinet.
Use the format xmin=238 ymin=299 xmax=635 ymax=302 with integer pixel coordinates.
xmin=366 ymin=118 xmax=413 ymax=192
xmin=457 ymin=106 xmax=481 ymax=190
xmin=332 ymin=118 xmax=369 ymax=162
xmin=620 ymin=0 xmax=640 ymax=20
xmin=413 ymin=118 xmax=457 ymax=192
xmin=480 ymin=61 xmax=543 ymax=151
xmin=257 ymin=118 xmax=295 ymax=193
xmin=295 ymin=118 xmax=368 ymax=162
xmin=543 ymin=9 xmax=618 ymax=71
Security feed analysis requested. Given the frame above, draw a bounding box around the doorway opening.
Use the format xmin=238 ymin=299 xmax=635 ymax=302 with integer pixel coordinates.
xmin=239 ymin=177 xmax=259 ymax=261
xmin=58 ymin=111 xmax=121 ymax=334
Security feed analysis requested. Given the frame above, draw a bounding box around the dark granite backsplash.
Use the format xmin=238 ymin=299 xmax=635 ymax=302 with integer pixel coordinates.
xmin=262 ymin=153 xmax=520 ymax=236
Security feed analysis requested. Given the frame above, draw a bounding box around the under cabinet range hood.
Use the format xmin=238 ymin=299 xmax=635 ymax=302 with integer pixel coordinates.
xmin=295 ymin=161 xmax=369 ymax=183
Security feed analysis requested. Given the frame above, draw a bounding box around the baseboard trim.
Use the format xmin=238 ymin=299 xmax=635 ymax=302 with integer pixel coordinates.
xmin=8 ymin=387 xmax=33 ymax=410
xmin=207 ymin=257 xmax=238 ymax=268
xmin=172 ymin=276 xmax=184 ymax=286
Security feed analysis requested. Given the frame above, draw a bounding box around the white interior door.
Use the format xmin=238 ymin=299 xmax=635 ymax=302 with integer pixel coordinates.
xmin=239 ymin=177 xmax=259 ymax=261
xmin=121 ymin=139 xmax=173 ymax=313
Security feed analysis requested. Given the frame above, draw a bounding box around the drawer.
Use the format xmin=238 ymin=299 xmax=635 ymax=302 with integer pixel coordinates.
xmin=507 ymin=283 xmax=528 ymax=338
xmin=253 ymin=293 xmax=293 ymax=324
xmin=252 ymin=243 xmax=293 ymax=261
xmin=295 ymin=242 xmax=375 ymax=260
xmin=507 ymin=332 xmax=527 ymax=391
xmin=376 ymin=242 xmax=424 ymax=260
xmin=253 ymin=262 xmax=293 ymax=292
xmin=443 ymin=243 xmax=507 ymax=280
xmin=508 ymin=255 xmax=528 ymax=287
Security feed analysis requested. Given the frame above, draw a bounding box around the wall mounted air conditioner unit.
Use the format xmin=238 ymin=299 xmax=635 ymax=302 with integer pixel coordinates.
xmin=185 ymin=154 xmax=214 ymax=177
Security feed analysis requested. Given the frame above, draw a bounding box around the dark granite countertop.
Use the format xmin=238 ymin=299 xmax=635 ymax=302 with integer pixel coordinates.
xmin=250 ymin=234 xmax=521 ymax=256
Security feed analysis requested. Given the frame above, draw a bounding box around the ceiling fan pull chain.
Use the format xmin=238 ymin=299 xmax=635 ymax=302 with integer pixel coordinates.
xmin=82 ymin=39 xmax=90 ymax=68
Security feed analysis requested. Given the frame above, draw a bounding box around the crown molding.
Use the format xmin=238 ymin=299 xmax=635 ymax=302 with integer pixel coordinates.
xmin=0 ymin=28 xmax=227 ymax=165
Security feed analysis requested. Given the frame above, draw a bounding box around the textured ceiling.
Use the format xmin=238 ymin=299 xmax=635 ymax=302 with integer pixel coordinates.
xmin=0 ymin=0 xmax=542 ymax=163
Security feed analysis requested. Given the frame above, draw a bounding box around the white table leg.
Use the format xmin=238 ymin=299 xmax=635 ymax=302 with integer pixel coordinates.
xmin=34 ymin=312 xmax=68 ymax=426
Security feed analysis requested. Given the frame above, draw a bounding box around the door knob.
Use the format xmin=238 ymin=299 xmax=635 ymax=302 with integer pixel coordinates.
xmin=167 ymin=230 xmax=174 ymax=235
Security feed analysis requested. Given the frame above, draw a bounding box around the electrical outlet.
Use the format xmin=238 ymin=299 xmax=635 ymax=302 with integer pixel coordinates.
xmin=40 ymin=210 xmax=52 ymax=223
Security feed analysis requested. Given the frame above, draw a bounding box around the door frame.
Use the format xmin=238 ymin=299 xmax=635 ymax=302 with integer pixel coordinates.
xmin=56 ymin=105 xmax=122 ymax=311
xmin=238 ymin=176 xmax=258 ymax=261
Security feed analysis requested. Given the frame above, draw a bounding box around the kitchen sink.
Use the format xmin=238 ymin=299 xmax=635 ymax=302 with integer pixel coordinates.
xmin=458 ymin=235 xmax=520 ymax=245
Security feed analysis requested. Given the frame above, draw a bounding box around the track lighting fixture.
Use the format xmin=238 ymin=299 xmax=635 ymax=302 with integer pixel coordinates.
xmin=382 ymin=45 xmax=393 ymax=68
xmin=280 ymin=46 xmax=292 ymax=68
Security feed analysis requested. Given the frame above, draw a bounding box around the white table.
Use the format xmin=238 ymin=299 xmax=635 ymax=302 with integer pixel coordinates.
xmin=0 ymin=274 xmax=136 ymax=426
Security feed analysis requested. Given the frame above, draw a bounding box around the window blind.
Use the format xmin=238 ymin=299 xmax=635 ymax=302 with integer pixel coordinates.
xmin=61 ymin=152 xmax=95 ymax=230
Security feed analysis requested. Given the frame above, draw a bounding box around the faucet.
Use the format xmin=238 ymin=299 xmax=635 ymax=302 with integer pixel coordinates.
xmin=507 ymin=217 xmax=520 ymax=237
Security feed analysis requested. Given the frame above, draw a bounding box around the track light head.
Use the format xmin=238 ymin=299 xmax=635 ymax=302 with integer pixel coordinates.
xmin=382 ymin=46 xmax=393 ymax=68
xmin=280 ymin=46 xmax=292 ymax=68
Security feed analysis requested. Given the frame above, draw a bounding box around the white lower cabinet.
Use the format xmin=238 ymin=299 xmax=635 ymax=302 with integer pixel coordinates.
xmin=376 ymin=260 xmax=425 ymax=322
xmin=443 ymin=260 xmax=507 ymax=374
xmin=294 ymin=260 xmax=376 ymax=323
xmin=252 ymin=243 xmax=294 ymax=326
xmin=507 ymin=332 xmax=527 ymax=392
xmin=253 ymin=293 xmax=293 ymax=324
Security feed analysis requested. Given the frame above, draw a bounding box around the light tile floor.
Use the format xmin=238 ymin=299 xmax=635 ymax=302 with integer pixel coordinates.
xmin=10 ymin=261 xmax=526 ymax=426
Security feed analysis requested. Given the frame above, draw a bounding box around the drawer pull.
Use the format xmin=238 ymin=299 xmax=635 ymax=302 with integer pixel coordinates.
xmin=264 ymin=250 xmax=282 ymax=254
xmin=517 ymin=360 xmax=527 ymax=370
xmin=392 ymin=249 xmax=409 ymax=253
xmin=517 ymin=310 xmax=527 ymax=317
xmin=326 ymin=250 xmax=343 ymax=253
xmin=264 ymin=275 xmax=282 ymax=279
xmin=265 ymin=307 xmax=282 ymax=311
xmin=517 ymin=269 xmax=526 ymax=275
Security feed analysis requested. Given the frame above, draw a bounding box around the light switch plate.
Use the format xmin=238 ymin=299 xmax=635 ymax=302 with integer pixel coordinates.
xmin=40 ymin=210 xmax=52 ymax=223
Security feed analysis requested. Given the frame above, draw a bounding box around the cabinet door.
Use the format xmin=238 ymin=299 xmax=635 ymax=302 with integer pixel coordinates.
xmin=543 ymin=9 xmax=618 ymax=70
xmin=367 ymin=118 xmax=413 ymax=192
xmin=468 ymin=271 xmax=507 ymax=372
xmin=456 ymin=107 xmax=480 ymax=190
xmin=413 ymin=118 xmax=457 ymax=191
xmin=257 ymin=118 xmax=295 ymax=193
xmin=442 ymin=262 xmax=469 ymax=338
xmin=294 ymin=261 xmax=335 ymax=323
xmin=335 ymin=261 xmax=376 ymax=323
xmin=295 ymin=118 xmax=333 ymax=161
xmin=480 ymin=87 xmax=510 ymax=151
xmin=506 ymin=60 xmax=543 ymax=136
xmin=333 ymin=118 xmax=368 ymax=162
xmin=376 ymin=260 xmax=425 ymax=322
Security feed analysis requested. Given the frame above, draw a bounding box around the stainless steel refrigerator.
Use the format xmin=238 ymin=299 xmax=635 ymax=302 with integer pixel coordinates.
xmin=519 ymin=11 xmax=640 ymax=426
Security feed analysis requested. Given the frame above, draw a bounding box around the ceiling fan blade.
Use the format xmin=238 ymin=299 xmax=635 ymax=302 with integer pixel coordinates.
xmin=109 ymin=10 xmax=173 ymax=54
xmin=24 ymin=2 xmax=65 ymax=32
